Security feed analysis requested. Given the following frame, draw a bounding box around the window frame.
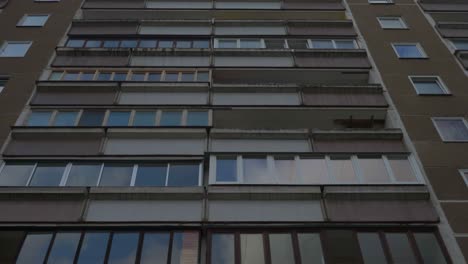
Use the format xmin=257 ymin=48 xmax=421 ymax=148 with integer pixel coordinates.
xmin=17 ymin=14 xmax=50 ymax=27
xmin=409 ymin=75 xmax=450 ymax=95
xmin=368 ymin=0 xmax=393 ymax=4
xmin=432 ymin=117 xmax=468 ymax=142
xmin=391 ymin=43 xmax=427 ymax=59
xmin=377 ymin=17 xmax=408 ymax=29
xmin=0 ymin=41 xmax=32 ymax=57
xmin=459 ymin=169 xmax=468 ymax=187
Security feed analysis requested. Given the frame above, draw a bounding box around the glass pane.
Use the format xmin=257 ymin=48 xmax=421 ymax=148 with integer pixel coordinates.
xmin=275 ymin=158 xmax=296 ymax=184
xmin=113 ymin=73 xmax=128 ymax=81
xmin=181 ymin=72 xmax=195 ymax=82
xmin=435 ymin=119 xmax=468 ymax=141
xmin=108 ymin=233 xmax=139 ymax=264
xmin=243 ymin=157 xmax=269 ymax=184
xmin=176 ymin=41 xmax=191 ymax=48
xmin=193 ymin=40 xmax=210 ymax=49
xmin=63 ymin=72 xmax=80 ymax=81
xmin=140 ymin=233 xmax=170 ymax=264
xmin=211 ymin=234 xmax=235 ymax=264
xmin=47 ymin=232 xmax=81 ymax=264
xmin=66 ymin=164 xmax=101 ymax=186
xmin=187 ymin=111 xmax=208 ymax=126
xmin=386 ymin=233 xmax=417 ymax=264
xmin=148 ymin=72 xmax=162 ymax=81
xmin=135 ymin=165 xmax=167 ymax=187
xmin=287 ymin=39 xmax=308 ymax=49
xmin=27 ymin=111 xmax=52 ymax=126
xmin=388 ymin=158 xmax=417 ymax=182
xmin=99 ymin=165 xmax=133 ymax=187
xmin=81 ymin=72 xmax=95 ymax=81
xmin=49 ymin=72 xmax=63 ymax=80
xmin=167 ymin=164 xmax=199 ymax=187
xmin=299 ymin=158 xmax=329 ymax=184
xmin=269 ymin=234 xmax=294 ymax=264
xmin=131 ymin=73 xmax=146 ymax=81
xmin=139 ymin=40 xmax=157 ymax=48
xmin=121 ymin=40 xmax=138 ymax=48
xmin=53 ymin=111 xmax=78 ymax=126
xmin=380 ymin=18 xmax=405 ymax=29
xmin=240 ymin=39 xmax=262 ymax=49
xmin=16 ymin=233 xmax=52 ymax=264
xmin=311 ymin=40 xmax=334 ymax=49
xmin=164 ymin=73 xmax=179 ymax=82
xmin=107 ymin=111 xmax=131 ymax=126
xmin=85 ymin=40 xmax=102 ymax=48
xmin=394 ymin=44 xmax=423 ymax=57
xmin=78 ymin=110 xmax=105 ymax=126
xmin=133 ymin=111 xmax=156 ymax=126
xmin=358 ymin=233 xmax=387 ymax=264
xmin=265 ymin=39 xmax=286 ymax=49
xmin=160 ymin=111 xmax=182 ymax=126
xmin=103 ymin=40 xmax=120 ymax=48
xmin=415 ymin=233 xmax=447 ymax=264
xmin=298 ymin=233 xmax=324 ymax=264
xmin=171 ymin=231 xmax=199 ymax=264
xmin=218 ymin=40 xmax=237 ymax=48
xmin=216 ymin=158 xmax=237 ymax=182
xmin=413 ymin=81 xmax=444 ymax=94
xmin=77 ymin=232 xmax=109 ymax=264
xmin=0 ymin=163 xmax=35 ymax=186
xmin=359 ymin=158 xmax=390 ymax=183
xmin=240 ymin=234 xmax=265 ymax=264
xmin=22 ymin=15 xmax=48 ymax=26
xmin=335 ymin=40 xmax=355 ymax=49
xmin=330 ymin=158 xmax=358 ymax=183
xmin=453 ymin=40 xmax=468 ymax=50
xmin=29 ymin=164 xmax=65 ymax=186
xmin=197 ymin=72 xmax=209 ymax=82
xmin=158 ymin=40 xmax=174 ymax=48
xmin=97 ymin=72 xmax=112 ymax=81
xmin=67 ymin=39 xmax=85 ymax=48
xmin=2 ymin=43 xmax=30 ymax=57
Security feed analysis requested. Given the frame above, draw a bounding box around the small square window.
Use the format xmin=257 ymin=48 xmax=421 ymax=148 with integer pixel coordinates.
xmin=433 ymin=118 xmax=468 ymax=142
xmin=0 ymin=41 xmax=32 ymax=57
xmin=392 ymin=43 xmax=426 ymax=58
xmin=410 ymin=76 xmax=449 ymax=95
xmin=18 ymin=15 xmax=49 ymax=27
xmin=459 ymin=170 xmax=468 ymax=187
xmin=378 ymin=17 xmax=407 ymax=29
xmin=66 ymin=39 xmax=85 ymax=48
xmin=451 ymin=40 xmax=468 ymax=50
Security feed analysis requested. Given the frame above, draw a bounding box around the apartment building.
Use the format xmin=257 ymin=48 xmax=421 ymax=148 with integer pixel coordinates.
xmin=0 ymin=0 xmax=465 ymax=263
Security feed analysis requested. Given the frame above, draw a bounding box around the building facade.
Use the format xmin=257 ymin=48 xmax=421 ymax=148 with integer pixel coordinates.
xmin=0 ymin=0 xmax=466 ymax=263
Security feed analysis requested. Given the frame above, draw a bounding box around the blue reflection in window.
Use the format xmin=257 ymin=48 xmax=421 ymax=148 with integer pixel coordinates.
xmin=53 ymin=111 xmax=78 ymax=126
xmin=47 ymin=233 xmax=81 ymax=264
xmin=168 ymin=164 xmax=199 ymax=187
xmin=16 ymin=233 xmax=52 ymax=264
xmin=133 ymin=112 xmax=156 ymax=126
xmin=77 ymin=232 xmax=109 ymax=264
xmin=27 ymin=111 xmax=52 ymax=126
xmin=187 ymin=111 xmax=208 ymax=126
xmin=160 ymin=111 xmax=182 ymax=126
xmin=140 ymin=233 xmax=170 ymax=264
xmin=107 ymin=111 xmax=131 ymax=126
xmin=135 ymin=165 xmax=167 ymax=186
xmin=108 ymin=233 xmax=139 ymax=264
xmin=216 ymin=158 xmax=237 ymax=182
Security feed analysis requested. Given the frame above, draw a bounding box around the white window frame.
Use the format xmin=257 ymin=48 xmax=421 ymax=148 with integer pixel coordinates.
xmin=0 ymin=41 xmax=32 ymax=57
xmin=432 ymin=117 xmax=468 ymax=142
xmin=391 ymin=43 xmax=427 ymax=58
xmin=308 ymin=39 xmax=358 ymax=49
xmin=377 ymin=17 xmax=408 ymax=29
xmin=409 ymin=75 xmax=450 ymax=95
xmin=17 ymin=14 xmax=50 ymax=27
xmin=459 ymin=169 xmax=468 ymax=187
xmin=214 ymin=38 xmax=265 ymax=49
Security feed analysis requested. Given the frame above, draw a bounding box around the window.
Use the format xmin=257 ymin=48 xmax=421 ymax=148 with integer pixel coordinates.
xmin=103 ymin=40 xmax=119 ymax=48
xmin=77 ymin=233 xmax=110 ymax=264
xmin=63 ymin=71 xmax=79 ymax=80
xmin=310 ymin=40 xmax=334 ymax=49
xmin=16 ymin=233 xmax=52 ymax=264
xmin=410 ymin=76 xmax=449 ymax=95
xmin=460 ymin=169 xmax=468 ymax=187
xmin=241 ymin=234 xmax=265 ymax=264
xmin=108 ymin=233 xmax=139 ymax=264
xmin=193 ymin=40 xmax=210 ymax=48
xmin=216 ymin=157 xmax=237 ymax=182
xmin=0 ymin=163 xmax=35 ymax=186
xmin=120 ymin=40 xmax=138 ymax=48
xmin=140 ymin=233 xmax=170 ymax=264
xmin=99 ymin=164 xmax=133 ymax=187
xmin=392 ymin=43 xmax=426 ymax=58
xmin=53 ymin=111 xmax=78 ymax=126
xmin=113 ymin=72 xmax=128 ymax=81
xmin=197 ymin=71 xmax=209 ymax=82
xmin=378 ymin=17 xmax=407 ymax=29
xmin=265 ymin=39 xmax=286 ymax=49
xmin=187 ymin=111 xmax=209 ymax=126
xmin=139 ymin=40 xmax=157 ymax=48
xmin=80 ymin=72 xmax=95 ymax=80
xmin=433 ymin=118 xmax=468 ymax=141
xmin=243 ymin=157 xmax=268 ymax=184
xmin=211 ymin=234 xmax=235 ymax=264
xmin=66 ymin=39 xmax=85 ymax=48
xmin=66 ymin=164 xmax=102 ymax=186
xmin=270 ymin=234 xmax=295 ymax=264
xmin=167 ymin=164 xmax=200 ymax=186
xmin=309 ymin=39 xmax=357 ymax=49
xmin=48 ymin=71 xmax=63 ymax=80
xmin=131 ymin=72 xmax=146 ymax=81
xmin=358 ymin=233 xmax=387 ymax=263
xmin=298 ymin=233 xmax=324 ymax=263
xmin=148 ymin=72 xmax=162 ymax=81
xmin=358 ymin=157 xmax=390 ymax=183
xmin=181 ymin=72 xmax=195 ymax=81
xmin=26 ymin=111 xmax=53 ymax=126
xmin=240 ymin=39 xmax=262 ymax=49
xmin=106 ymin=111 xmax=131 ymax=126
xmin=133 ymin=111 xmax=156 ymax=126
xmin=329 ymin=157 xmax=358 ymax=183
xmin=47 ymin=233 xmax=81 ymax=263
xmin=97 ymin=72 xmax=112 ymax=81
xmin=414 ymin=233 xmax=448 ymax=264
xmin=451 ymin=40 xmax=468 ymax=50
xmin=78 ymin=110 xmax=105 ymax=126
xmin=386 ymin=233 xmax=418 ymax=263
xmin=135 ymin=164 xmax=167 ymax=186
xmin=217 ymin=39 xmax=238 ymax=48
xmin=85 ymin=40 xmax=101 ymax=48
xmin=17 ymin=15 xmax=49 ymax=27
xmin=160 ymin=111 xmax=182 ymax=126
xmin=164 ymin=72 xmax=179 ymax=82
xmin=0 ymin=41 xmax=32 ymax=57
xmin=28 ymin=164 xmax=66 ymax=187
xmin=288 ymin=39 xmax=308 ymax=49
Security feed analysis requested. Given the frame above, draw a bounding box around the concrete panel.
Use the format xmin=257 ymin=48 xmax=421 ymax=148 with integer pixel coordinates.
xmin=314 ymin=139 xmax=407 ymax=153
xmin=215 ymin=25 xmax=286 ymax=35
xmin=0 ymin=200 xmax=83 ymax=222
xmin=303 ymin=91 xmax=387 ymax=107
xmin=104 ymin=138 xmax=206 ymax=155
xmin=213 ymin=92 xmax=300 ymax=105
xmin=139 ymin=25 xmax=211 ymax=35
xmin=295 ymin=53 xmax=370 ymax=68
xmin=289 ymin=25 xmax=355 ymax=36
xmin=208 ymin=200 xmax=323 ymax=222
xmin=83 ymin=0 xmax=145 ymax=8
xmin=5 ymin=137 xmax=102 ymax=156
xmin=53 ymin=56 xmax=129 ymax=67
xmin=32 ymin=91 xmax=116 ymax=105
xmin=119 ymin=92 xmax=208 ymax=105
xmin=211 ymin=139 xmax=310 ymax=152
xmin=214 ymin=56 xmax=294 ymax=67
xmin=441 ymin=202 xmax=468 ymax=233
xmin=68 ymin=22 xmax=139 ymax=35
xmin=86 ymin=200 xmax=203 ymax=221
xmin=131 ymin=56 xmax=210 ymax=67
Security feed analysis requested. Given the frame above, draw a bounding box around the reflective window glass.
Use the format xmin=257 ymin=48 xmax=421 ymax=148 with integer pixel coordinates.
xmin=176 ymin=41 xmax=191 ymax=48
xmin=335 ymin=40 xmax=355 ymax=49
xmin=358 ymin=158 xmax=390 ymax=183
xmin=415 ymin=233 xmax=447 ymax=264
xmin=299 ymin=158 xmax=328 ymax=184
xmin=63 ymin=72 xmax=80 ymax=81
xmin=103 ymin=40 xmax=120 ymax=48
xmin=0 ymin=163 xmax=35 ymax=186
xmin=66 ymin=39 xmax=85 ymax=48
xmin=240 ymin=39 xmax=262 ymax=49
xmin=434 ymin=118 xmax=468 ymax=141
xmin=171 ymin=232 xmax=199 ymax=264
xmin=27 ymin=111 xmax=52 ymax=126
xmin=411 ymin=77 xmax=447 ymax=95
xmin=388 ymin=157 xmax=417 ymax=182
xmin=78 ymin=110 xmax=105 ymax=126
xmin=19 ymin=15 xmax=49 ymax=27
xmin=243 ymin=157 xmax=269 ymax=184
xmin=269 ymin=234 xmax=294 ymax=264
xmin=140 ymin=233 xmax=170 ymax=264
xmin=16 ymin=233 xmax=52 ymax=264
xmin=218 ymin=39 xmax=237 ymax=48
xmin=393 ymin=44 xmax=425 ymax=58
xmin=1 ymin=42 xmax=32 ymax=57
xmin=187 ymin=111 xmax=208 ymax=126
xmin=97 ymin=72 xmax=112 ymax=81
xmin=66 ymin=164 xmax=101 ymax=187
xmin=452 ymin=40 xmax=468 ymax=50
xmin=113 ymin=72 xmax=128 ymax=81
xmin=330 ymin=158 xmax=358 ymax=183
xmin=139 ymin=40 xmax=157 ymax=48
xmin=386 ymin=233 xmax=418 ymax=264
xmin=240 ymin=234 xmax=265 ymax=264
xmin=131 ymin=73 xmax=146 ymax=81
xmin=358 ymin=233 xmax=387 ymax=264
xmin=160 ymin=111 xmax=182 ymax=126
xmin=275 ymin=158 xmax=296 ymax=184
xmin=120 ymin=40 xmax=138 ymax=48
xmin=216 ymin=158 xmax=237 ymax=182
xmin=158 ymin=40 xmax=174 ymax=48
xmin=167 ymin=164 xmax=199 ymax=187
xmin=106 ymin=111 xmax=131 ymax=126
xmin=193 ymin=40 xmax=210 ymax=48
xmin=164 ymin=72 xmax=179 ymax=82
xmin=80 ymin=72 xmax=95 ymax=81
xmin=148 ymin=72 xmax=162 ymax=81
xmin=48 ymin=72 xmax=63 ymax=80
xmin=77 ymin=233 xmax=109 ymax=264
xmin=108 ymin=233 xmax=139 ymax=264
xmin=133 ymin=111 xmax=156 ymax=126
xmin=53 ymin=111 xmax=78 ymax=126
xmin=287 ymin=39 xmax=308 ymax=49
xmin=211 ymin=234 xmax=235 ymax=264
xmin=28 ymin=164 xmax=65 ymax=186
xmin=298 ymin=233 xmax=324 ymax=264
xmin=99 ymin=164 xmax=133 ymax=187
xmin=85 ymin=40 xmax=102 ymax=48
xmin=378 ymin=17 xmax=407 ymax=29
xmin=265 ymin=39 xmax=286 ymax=49
xmin=197 ymin=71 xmax=209 ymax=82
xmin=135 ymin=165 xmax=167 ymax=187
xmin=311 ymin=40 xmax=334 ymax=49
xmin=181 ymin=72 xmax=195 ymax=82
xmin=47 ymin=232 xmax=81 ymax=264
